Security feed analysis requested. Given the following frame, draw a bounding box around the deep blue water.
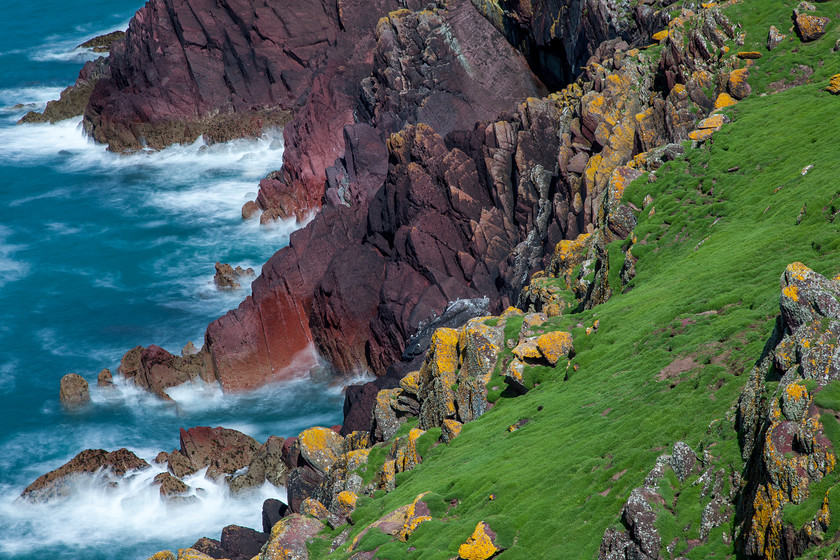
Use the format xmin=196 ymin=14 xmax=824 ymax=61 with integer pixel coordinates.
xmin=0 ymin=2 xmax=344 ymax=558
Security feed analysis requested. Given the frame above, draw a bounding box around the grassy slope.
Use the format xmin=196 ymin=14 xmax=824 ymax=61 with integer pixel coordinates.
xmin=319 ymin=2 xmax=840 ymax=557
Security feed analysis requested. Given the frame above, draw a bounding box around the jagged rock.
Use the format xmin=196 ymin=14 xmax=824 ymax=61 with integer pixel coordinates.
xmin=229 ymin=435 xmax=287 ymax=493
xmin=767 ymin=25 xmax=787 ymax=50
xmin=153 ymin=472 xmax=189 ymax=498
xmin=727 ymin=68 xmax=751 ymax=100
xmin=536 ymin=331 xmax=575 ymax=366
xmin=176 ymin=549 xmax=215 ymax=560
xmin=21 ymin=448 xmax=150 ymax=502
xmin=188 ymin=538 xmax=226 ymax=559
xmin=670 ymin=441 xmax=696 ymax=482
xmin=146 ymin=552 xmax=177 ymax=560
xmin=77 ymin=31 xmax=125 ymax=52
xmin=59 ymin=373 xmax=90 ymax=408
xmin=286 ymin=465 xmax=325 ymax=514
xmin=297 ymin=427 xmax=344 ymax=475
xmin=163 ymin=426 xmax=260 ymax=478
xmin=441 ymin=419 xmax=463 ymax=443
xmin=181 ymin=342 xmax=198 ymax=357
xmin=213 ymin=262 xmax=255 ymax=290
xmin=118 ymin=344 xmax=211 ymax=398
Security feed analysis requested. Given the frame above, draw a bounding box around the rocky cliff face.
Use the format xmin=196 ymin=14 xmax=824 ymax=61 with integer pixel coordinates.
xmin=110 ymin=0 xmax=735 ymax=394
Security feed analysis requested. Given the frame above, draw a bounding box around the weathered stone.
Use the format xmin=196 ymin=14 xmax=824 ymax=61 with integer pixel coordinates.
xmin=727 ymin=68 xmax=751 ymax=100
xmin=174 ymin=426 xmax=260 ymax=477
xmin=827 ymin=74 xmax=840 ymax=95
xmin=59 ymin=373 xmax=90 ymax=409
xmin=795 ymin=13 xmax=830 ymax=42
xmin=767 ymin=26 xmax=787 ymax=50
xmin=441 ymin=419 xmax=463 ymax=443
xmin=260 ymin=514 xmax=323 ymax=559
xmin=669 ymin=441 xmax=696 ymax=482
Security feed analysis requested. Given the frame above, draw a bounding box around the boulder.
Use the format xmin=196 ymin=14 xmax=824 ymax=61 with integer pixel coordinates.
xmin=297 ymin=427 xmax=344 ymax=475
xmin=21 ymin=448 xmax=149 ymax=502
xmin=260 ymin=514 xmax=324 ymax=559
xmin=118 ymin=344 xmax=210 ymax=398
xmin=827 ymin=74 xmax=840 ymax=95
xmin=795 ymin=13 xmax=830 ymax=42
xmin=262 ymin=498 xmax=290 ymax=534
xmin=767 ymin=26 xmax=787 ymax=50
xmin=188 ymin=538 xmax=226 ymax=559
xmin=59 ymin=373 xmax=90 ymax=408
xmin=727 ymin=68 xmax=751 ymax=100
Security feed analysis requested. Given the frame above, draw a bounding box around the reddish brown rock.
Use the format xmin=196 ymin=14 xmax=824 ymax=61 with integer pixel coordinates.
xmin=118 ymin=344 xmax=212 ymax=398
xmin=21 ymin=448 xmax=149 ymax=502
xmin=167 ymin=426 xmax=260 ymax=478
xmin=59 ymin=373 xmax=90 ymax=409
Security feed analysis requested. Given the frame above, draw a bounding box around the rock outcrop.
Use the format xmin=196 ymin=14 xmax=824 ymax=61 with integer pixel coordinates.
xmin=19 ymin=57 xmax=111 ymax=124
xmin=737 ymin=263 xmax=840 ymax=559
xmin=59 ymin=373 xmax=91 ymax=408
xmin=20 ymin=448 xmax=150 ymax=502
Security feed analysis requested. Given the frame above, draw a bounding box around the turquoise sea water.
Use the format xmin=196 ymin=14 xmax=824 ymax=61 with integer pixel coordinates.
xmin=0 ymin=2 xmax=345 ymax=558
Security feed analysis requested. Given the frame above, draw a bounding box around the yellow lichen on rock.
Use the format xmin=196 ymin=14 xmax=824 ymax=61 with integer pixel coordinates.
xmin=714 ymin=92 xmax=738 ymax=109
xmin=786 ymin=262 xmax=810 ymax=282
xmin=828 ymin=74 xmax=840 ymax=94
xmin=146 ymin=552 xmax=176 ymax=560
xmin=398 ymin=492 xmax=433 ymax=541
xmin=688 ymin=129 xmax=715 ymax=141
xmin=536 ymin=331 xmax=574 ymax=365
xmin=442 ymin=418 xmax=463 ymax=442
xmin=737 ymin=51 xmax=762 ymax=59
xmin=298 ymin=426 xmax=344 ymax=474
xmin=697 ymin=114 xmax=725 ymax=130
xmin=652 ymin=29 xmax=669 ymax=42
xmin=458 ymin=522 xmax=499 ymax=560
xmin=177 ymin=550 xmax=216 ymax=560
xmin=399 ymin=370 xmax=421 ymax=395
xmin=300 ymin=498 xmax=330 ymax=520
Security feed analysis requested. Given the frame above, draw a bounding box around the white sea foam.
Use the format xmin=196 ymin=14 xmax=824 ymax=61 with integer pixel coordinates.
xmin=0 ymin=85 xmax=65 ymax=114
xmin=29 ymin=21 xmax=130 ymax=63
xmin=0 ymin=225 xmax=30 ymax=288
xmin=0 ymin=361 xmax=16 ymax=395
xmin=0 ymin=461 xmax=283 ymax=557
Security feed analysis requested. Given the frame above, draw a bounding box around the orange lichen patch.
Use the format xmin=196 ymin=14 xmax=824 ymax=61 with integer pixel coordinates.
xmin=500 ymin=306 xmax=523 ymax=318
xmin=536 ymin=331 xmax=574 ymax=365
xmin=828 ymin=74 xmax=840 ymax=95
xmin=398 ymin=492 xmax=433 ymax=541
xmin=671 ymin=83 xmax=686 ymax=96
xmin=786 ymin=381 xmax=808 ymax=400
xmin=399 ymin=370 xmax=421 ymax=396
xmin=177 ymin=550 xmax=216 ymax=560
xmin=786 ymin=262 xmax=811 ymax=282
xmin=146 ymin=552 xmax=176 ymax=560
xmin=300 ymin=498 xmax=330 ymax=520
xmin=796 ymin=14 xmax=830 ymax=42
xmin=652 ymin=29 xmax=669 ymax=42
xmin=627 ymin=48 xmax=640 ymax=57
xmin=458 ymin=522 xmax=499 ymax=560
xmin=442 ymin=418 xmax=463 ymax=442
xmin=607 ymin=166 xmax=643 ymax=209
xmin=688 ymin=129 xmax=715 ymax=141
xmin=512 ymin=339 xmax=542 ymax=360
xmin=714 ymin=93 xmax=738 ymax=109
xmin=375 ymin=459 xmax=397 ymax=491
xmin=737 ymin=51 xmax=762 ymax=59
xmin=697 ymin=114 xmax=725 ymax=130
xmin=336 ymin=490 xmax=358 ymax=512
xmin=298 ymin=426 xmax=344 ymax=473
xmin=701 ymin=1 xmax=717 ymax=7
xmin=428 ymin=327 xmax=460 ymax=383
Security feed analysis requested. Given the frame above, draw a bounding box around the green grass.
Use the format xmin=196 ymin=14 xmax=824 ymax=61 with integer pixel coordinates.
xmin=304 ymin=19 xmax=840 ymax=559
xmin=319 ymin=82 xmax=840 ymax=558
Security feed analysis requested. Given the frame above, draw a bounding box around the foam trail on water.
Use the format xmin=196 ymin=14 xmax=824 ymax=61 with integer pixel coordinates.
xmin=0 ymin=225 xmax=30 ymax=289
xmin=0 ymin=463 xmax=284 ymax=557
xmin=29 ymin=21 xmax=131 ymax=63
